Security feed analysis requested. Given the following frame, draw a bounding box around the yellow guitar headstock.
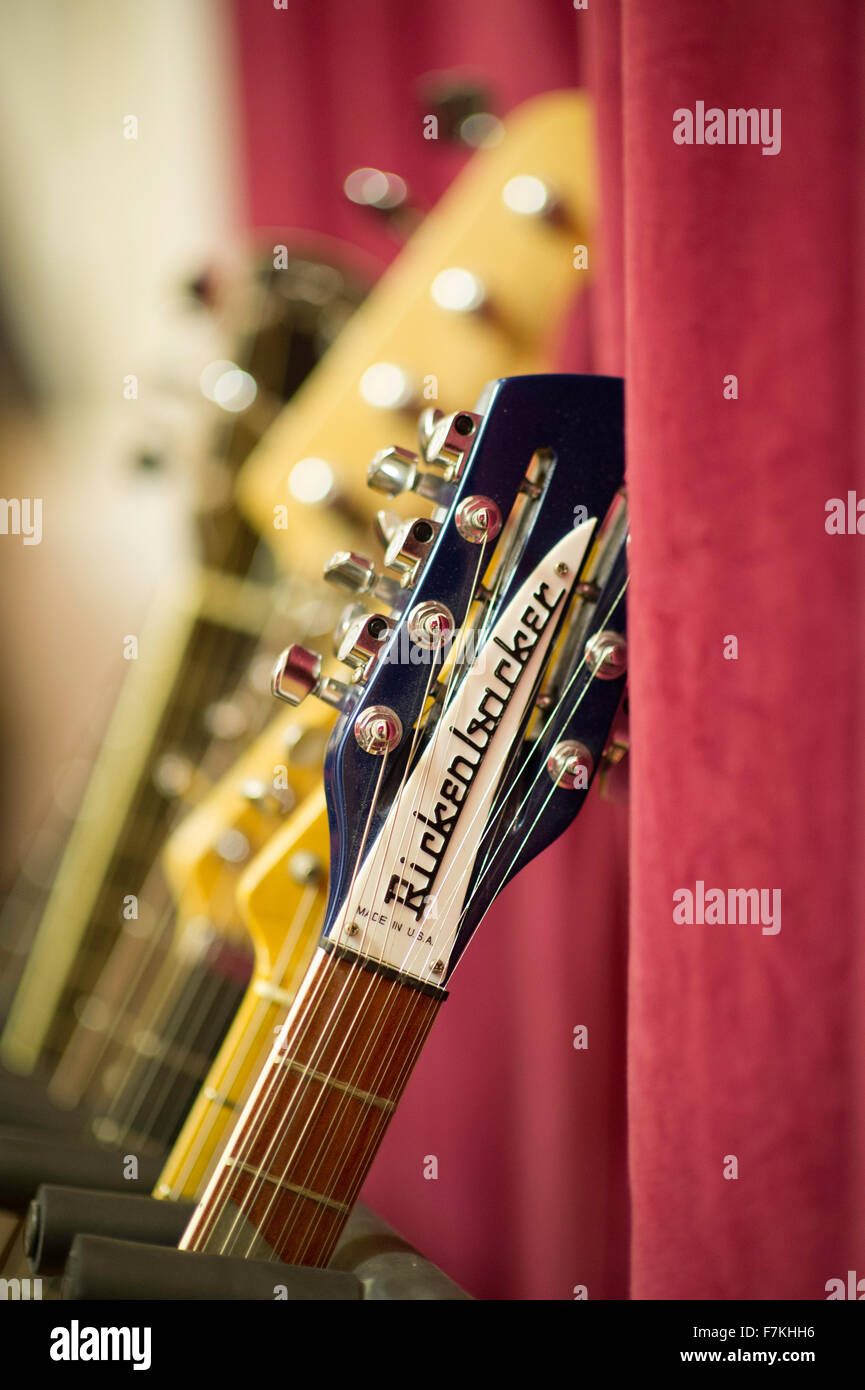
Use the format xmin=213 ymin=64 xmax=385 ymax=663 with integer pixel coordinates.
xmin=162 ymin=702 xmax=333 ymax=939
xmin=237 ymin=91 xmax=597 ymax=576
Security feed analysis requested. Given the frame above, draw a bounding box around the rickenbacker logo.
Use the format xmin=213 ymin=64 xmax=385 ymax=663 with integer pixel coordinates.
xmin=383 ymin=576 xmax=564 ymax=922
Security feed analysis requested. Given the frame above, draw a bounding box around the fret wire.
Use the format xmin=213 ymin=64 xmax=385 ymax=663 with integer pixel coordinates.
xmin=45 ymin=613 xmax=261 ymax=1056
xmin=269 ymin=968 xmax=441 ymax=1266
xmin=187 ymin=957 xmax=440 ymax=1266
xmin=106 ymin=957 xmax=251 ymax=1152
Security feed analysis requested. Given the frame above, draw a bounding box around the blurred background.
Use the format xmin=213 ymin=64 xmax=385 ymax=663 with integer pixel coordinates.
xmin=0 ymin=0 xmax=589 ymax=893
xmin=0 ymin=0 xmax=624 ymax=1301
xmin=0 ymin=0 xmax=861 ymax=1304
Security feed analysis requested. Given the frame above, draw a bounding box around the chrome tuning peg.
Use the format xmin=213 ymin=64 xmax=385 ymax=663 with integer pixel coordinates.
xmin=241 ymin=779 xmax=295 ymax=817
xmin=384 ymin=517 xmax=441 ymax=587
xmin=373 ymin=509 xmax=401 ymax=548
xmin=367 ymin=445 xmax=450 ymax=504
xmin=271 ymin=645 xmax=348 ymax=709
xmin=334 ymin=600 xmax=368 ymax=655
xmin=422 ymin=410 xmax=482 ymax=479
xmin=323 ymin=550 xmax=399 ymax=605
xmin=337 ymin=613 xmax=394 ymax=681
xmin=418 ymin=407 xmax=444 ymax=460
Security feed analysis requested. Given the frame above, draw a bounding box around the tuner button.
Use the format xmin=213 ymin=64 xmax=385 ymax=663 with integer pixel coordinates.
xmin=214 ymin=829 xmax=251 ymax=864
xmin=430 ymin=267 xmax=486 ymax=314
xmin=288 ymin=456 xmax=338 ymax=506
xmin=502 ymin=175 xmax=558 ymax=219
xmin=323 ymin=550 xmax=376 ymax=594
xmin=373 ymin=509 xmax=401 ymax=548
xmin=359 ymin=362 xmax=414 ymax=410
xmin=338 ymin=613 xmax=393 ymax=679
xmin=367 ymin=445 xmax=419 ymax=496
xmin=368 ymin=446 xmax=450 ymax=505
xmin=241 ymin=779 xmax=295 ymax=817
xmin=323 ymin=551 xmax=399 ymax=608
xmin=288 ymin=850 xmax=325 ymax=886
xmin=424 ymin=410 xmax=481 ymax=478
xmin=418 ymin=407 xmax=444 ymax=459
xmin=344 ymin=167 xmax=409 ymax=212
xmin=334 ymin=600 xmax=368 ymax=655
xmin=272 ymin=645 xmax=349 ymax=710
xmin=271 ymin=645 xmax=322 ymax=706
xmin=384 ymin=517 xmax=440 ymax=587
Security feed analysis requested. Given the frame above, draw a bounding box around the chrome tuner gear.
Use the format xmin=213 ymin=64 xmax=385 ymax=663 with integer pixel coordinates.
xmin=546 ymin=740 xmax=594 ymax=789
xmin=354 ymin=706 xmax=403 ymax=755
xmin=455 ymin=494 xmax=502 ymax=543
xmin=407 ymin=601 xmax=455 ymax=650
xmin=584 ymin=630 xmax=628 ymax=680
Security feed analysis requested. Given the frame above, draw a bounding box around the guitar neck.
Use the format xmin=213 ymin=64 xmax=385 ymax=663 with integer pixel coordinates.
xmin=181 ymin=947 xmax=444 ymax=1268
xmin=1 ymin=595 xmax=265 ymax=1075
xmin=91 ymin=932 xmax=253 ymax=1155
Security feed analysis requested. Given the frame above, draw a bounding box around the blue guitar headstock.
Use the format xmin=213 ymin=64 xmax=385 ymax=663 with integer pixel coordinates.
xmin=272 ymin=375 xmax=627 ymax=987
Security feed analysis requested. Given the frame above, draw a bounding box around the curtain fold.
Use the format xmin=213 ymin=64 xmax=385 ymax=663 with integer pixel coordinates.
xmin=620 ymin=0 xmax=864 ymax=1301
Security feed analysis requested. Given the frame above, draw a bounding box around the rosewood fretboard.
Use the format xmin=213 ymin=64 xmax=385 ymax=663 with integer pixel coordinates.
xmin=181 ymin=949 xmax=444 ymax=1269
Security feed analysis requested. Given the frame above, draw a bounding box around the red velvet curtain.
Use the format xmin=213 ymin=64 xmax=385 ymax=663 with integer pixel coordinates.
xmin=230 ymin=0 xmax=863 ymax=1300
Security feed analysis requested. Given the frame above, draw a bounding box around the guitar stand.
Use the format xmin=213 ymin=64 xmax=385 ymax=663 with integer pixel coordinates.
xmin=0 ymin=1070 xmax=86 ymax=1134
xmin=64 ymin=1236 xmax=362 ymax=1301
xmin=27 ymin=1184 xmax=196 ymax=1274
xmin=0 ymin=1127 xmax=163 ymax=1211
xmin=60 ymin=1202 xmax=471 ymax=1300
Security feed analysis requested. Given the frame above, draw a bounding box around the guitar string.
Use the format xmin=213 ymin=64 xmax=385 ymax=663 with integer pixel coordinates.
xmin=428 ymin=569 xmax=629 ymax=941
xmin=188 ymin=533 xmax=489 ymax=1250
xmin=50 ymin=268 xmax=314 ymax=1110
xmin=194 ymin=748 xmax=394 ymax=1254
xmin=165 ymin=878 xmax=322 ymax=1197
xmin=24 ymin=264 xmax=310 ymax=1083
xmin=56 ymin=597 xmax=263 ymax=1092
xmin=97 ymin=608 xmax=304 ymax=1128
xmin=219 ymin=541 xmax=490 ymax=1257
xmin=193 ymin=537 xmax=592 ymax=1258
xmin=267 ymin=574 xmax=626 ymax=1263
xmin=197 ymin=742 xmax=395 ymax=1254
xmin=216 ymin=550 xmax=576 ymax=1262
xmin=109 ymin=947 xmax=242 ymax=1148
xmin=81 ymin=602 xmax=321 ymax=1142
xmin=262 ymin=562 xmax=629 ymax=1263
xmin=96 ymin=833 xmax=257 ymax=1138
xmin=187 ymin=528 xmax=623 ymax=1262
xmin=121 ymin=565 xmax=364 ymax=1141
xmin=44 ymin=594 xmax=257 ymax=1110
xmin=430 ymin=517 xmax=618 ymax=909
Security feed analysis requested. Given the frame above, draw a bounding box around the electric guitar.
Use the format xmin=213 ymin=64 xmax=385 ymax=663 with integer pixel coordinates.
xmin=0 ymin=247 xmax=365 ymax=1081
xmin=149 ymin=89 xmax=601 ymax=1202
xmin=237 ymin=90 xmax=598 ymax=576
xmin=178 ymin=372 xmax=628 ymax=1268
xmin=58 ymin=703 xmax=331 ymax=1156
